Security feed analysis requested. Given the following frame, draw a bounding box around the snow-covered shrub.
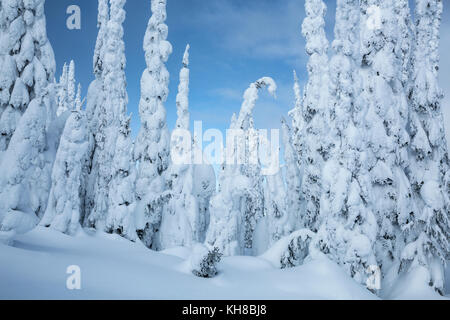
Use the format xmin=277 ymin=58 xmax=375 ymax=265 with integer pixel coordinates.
xmin=189 ymin=244 xmax=223 ymax=278
xmin=261 ymin=230 xmax=315 ymax=269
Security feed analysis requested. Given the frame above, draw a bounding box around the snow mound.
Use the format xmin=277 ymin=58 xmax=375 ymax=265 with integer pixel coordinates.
xmin=0 ymin=227 xmax=378 ymax=300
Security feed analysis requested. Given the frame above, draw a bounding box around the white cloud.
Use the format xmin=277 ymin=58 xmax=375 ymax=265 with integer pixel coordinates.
xmin=210 ymin=87 xmax=243 ymax=102
xmin=186 ymin=0 xmax=311 ymax=65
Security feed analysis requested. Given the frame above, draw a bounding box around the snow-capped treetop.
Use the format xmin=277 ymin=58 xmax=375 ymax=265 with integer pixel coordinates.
xmin=176 ymin=44 xmax=190 ymax=131
xmin=234 ymin=77 xmax=277 ymax=131
xmin=104 ymin=0 xmax=127 ymax=118
xmin=93 ymin=0 xmax=109 ymax=78
xmin=75 ymin=84 xmax=83 ymax=111
xmin=183 ymin=44 xmax=190 ymax=67
xmin=332 ymin=0 xmax=360 ymax=61
xmin=67 ymin=60 xmax=76 ymax=109
xmin=302 ymin=0 xmax=329 ymax=57
xmin=56 ymin=60 xmax=77 ymax=116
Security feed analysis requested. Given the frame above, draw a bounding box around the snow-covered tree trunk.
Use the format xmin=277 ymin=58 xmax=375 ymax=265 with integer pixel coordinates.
xmin=300 ymin=0 xmax=331 ymax=232
xmin=402 ymin=0 xmax=449 ymax=295
xmin=206 ymin=78 xmax=276 ymax=256
xmin=134 ymin=0 xmax=172 ymax=250
xmin=40 ymin=111 xmax=92 ymax=235
xmin=0 ymin=0 xmax=55 ymax=160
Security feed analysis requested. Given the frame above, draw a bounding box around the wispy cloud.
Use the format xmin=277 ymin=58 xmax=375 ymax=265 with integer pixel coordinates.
xmin=180 ymin=0 xmax=330 ymax=68
xmin=210 ymin=87 xmax=243 ymax=102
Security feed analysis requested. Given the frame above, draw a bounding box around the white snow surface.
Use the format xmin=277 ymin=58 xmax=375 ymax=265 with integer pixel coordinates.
xmin=0 ymin=227 xmax=385 ymax=300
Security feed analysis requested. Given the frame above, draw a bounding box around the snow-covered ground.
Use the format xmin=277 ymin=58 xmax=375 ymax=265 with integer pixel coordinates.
xmin=0 ymin=227 xmax=446 ymax=300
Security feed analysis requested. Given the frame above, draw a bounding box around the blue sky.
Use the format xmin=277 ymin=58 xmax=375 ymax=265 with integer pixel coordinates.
xmin=44 ymin=0 xmax=450 ymax=145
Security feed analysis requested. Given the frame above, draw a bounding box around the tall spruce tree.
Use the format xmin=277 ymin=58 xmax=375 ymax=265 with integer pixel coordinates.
xmin=300 ymin=0 xmax=331 ymax=233
xmin=134 ymin=0 xmax=172 ymax=250
xmin=403 ymin=0 xmax=449 ymax=295
xmin=313 ymin=0 xmax=378 ymax=286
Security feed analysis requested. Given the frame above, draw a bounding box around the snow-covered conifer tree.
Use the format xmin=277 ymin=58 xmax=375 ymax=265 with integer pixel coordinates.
xmin=264 ymin=167 xmax=289 ymax=246
xmin=311 ymin=0 xmax=378 ymax=286
xmin=160 ymin=45 xmax=201 ymax=249
xmin=40 ymin=111 xmax=91 ymax=235
xmin=84 ymin=0 xmax=128 ymax=231
xmin=134 ymin=0 xmax=172 ymax=249
xmin=300 ymin=0 xmax=331 ymax=233
xmin=0 ymin=0 xmax=55 ymax=158
xmin=281 ymin=117 xmax=302 ymax=230
xmin=75 ymin=84 xmax=83 ymax=111
xmin=0 ymin=0 xmax=56 ymax=241
xmin=206 ymin=77 xmax=276 ymax=256
xmin=402 ymin=0 xmax=449 ymax=295
xmin=84 ymin=0 xmax=109 ymax=220
xmin=106 ymin=115 xmax=137 ymax=241
xmin=288 ymin=71 xmax=304 ymax=172
xmin=360 ymin=0 xmax=416 ymax=281
xmin=56 ymin=63 xmax=69 ymax=116
xmin=56 ymin=60 xmax=77 ymax=116
xmin=0 ymin=98 xmax=51 ymax=242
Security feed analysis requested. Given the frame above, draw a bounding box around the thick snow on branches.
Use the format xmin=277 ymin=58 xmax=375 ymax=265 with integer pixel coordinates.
xmin=133 ymin=0 xmax=173 ymax=250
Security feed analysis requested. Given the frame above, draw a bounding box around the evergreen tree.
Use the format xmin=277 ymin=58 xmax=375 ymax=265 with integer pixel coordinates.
xmin=288 ymin=71 xmax=305 ymax=175
xmin=84 ymin=0 xmax=128 ymax=231
xmin=0 ymin=0 xmax=56 ymax=159
xmin=40 ymin=111 xmax=92 ymax=235
xmin=56 ymin=60 xmax=78 ymax=116
xmin=402 ymin=0 xmax=449 ymax=295
xmin=313 ymin=0 xmax=378 ymax=287
xmin=134 ymin=0 xmax=172 ymax=249
xmin=265 ymin=166 xmax=289 ymax=246
xmin=0 ymin=98 xmax=52 ymax=242
xmin=106 ymin=115 xmax=137 ymax=241
xmin=160 ymin=44 xmax=200 ymax=249
xmin=281 ymin=117 xmax=302 ymax=230
xmin=300 ymin=0 xmax=331 ymax=232
xmin=360 ymin=0 xmax=416 ymax=281
xmin=206 ymin=77 xmax=276 ymax=256
xmin=84 ymin=0 xmax=109 ymax=221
